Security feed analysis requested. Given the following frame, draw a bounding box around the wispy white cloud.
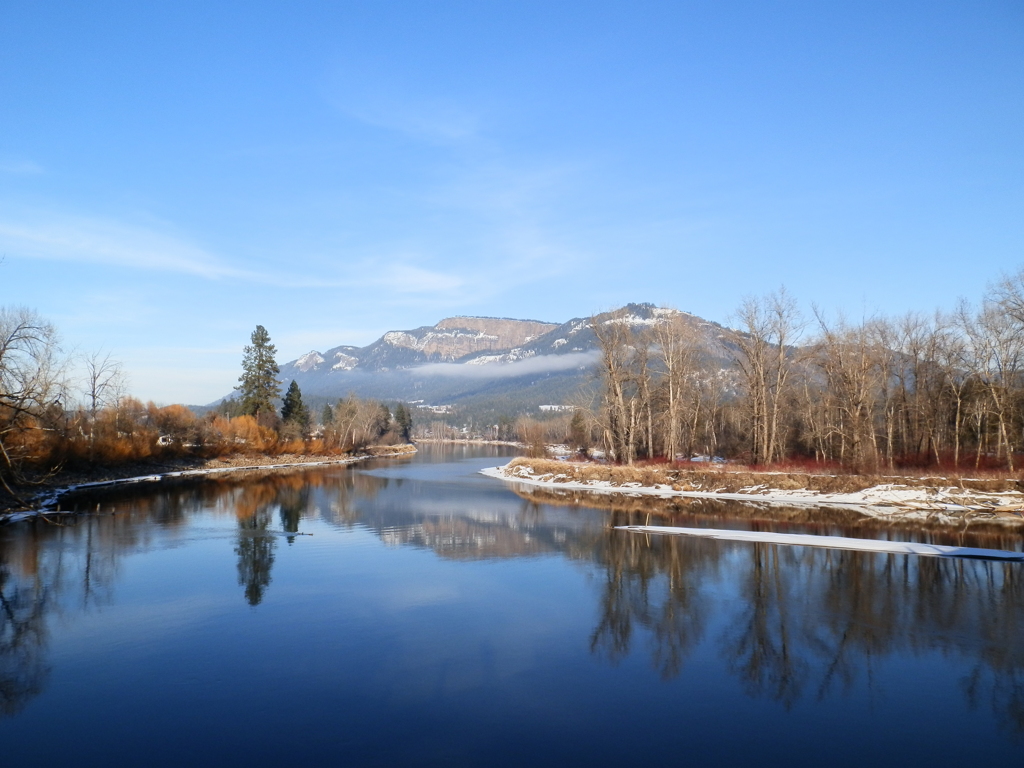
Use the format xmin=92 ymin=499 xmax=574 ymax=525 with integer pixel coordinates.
xmin=0 ymin=208 xmax=262 ymax=280
xmin=0 ymin=158 xmax=44 ymax=175
xmin=286 ymin=164 xmax=588 ymax=306
xmin=321 ymin=68 xmax=587 ymax=300
xmin=425 ymin=160 xmax=587 ymax=280
xmin=349 ymin=98 xmax=481 ymax=143
xmin=269 ymin=258 xmax=471 ymax=299
xmin=0 ymin=205 xmax=502 ymax=308
xmin=325 ymin=60 xmax=483 ymax=145
xmin=383 ymin=263 xmax=467 ymax=293
xmin=330 ymin=85 xmax=482 ymax=144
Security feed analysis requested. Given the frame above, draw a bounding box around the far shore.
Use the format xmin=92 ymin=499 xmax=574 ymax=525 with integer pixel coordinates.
xmin=412 ymin=438 xmax=523 ymax=447
xmin=482 ymin=457 xmax=1024 ymax=527
xmin=1 ymin=444 xmax=417 ymax=524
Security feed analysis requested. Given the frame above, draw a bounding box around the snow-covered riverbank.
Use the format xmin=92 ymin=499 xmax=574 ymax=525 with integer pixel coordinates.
xmin=481 ymin=460 xmax=1024 ymax=526
xmin=1 ymin=445 xmax=417 ymax=524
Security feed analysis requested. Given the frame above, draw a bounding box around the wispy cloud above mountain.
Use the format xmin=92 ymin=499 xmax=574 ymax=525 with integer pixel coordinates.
xmin=3 ymin=2 xmax=1018 ymax=404
xmin=0 ymin=209 xmax=254 ymax=280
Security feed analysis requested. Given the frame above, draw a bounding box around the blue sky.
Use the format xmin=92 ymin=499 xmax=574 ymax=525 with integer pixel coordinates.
xmin=2 ymin=1 xmax=1022 ymax=403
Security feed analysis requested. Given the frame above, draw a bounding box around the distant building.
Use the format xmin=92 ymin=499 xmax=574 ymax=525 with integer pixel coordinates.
xmin=416 ymin=404 xmax=453 ymax=414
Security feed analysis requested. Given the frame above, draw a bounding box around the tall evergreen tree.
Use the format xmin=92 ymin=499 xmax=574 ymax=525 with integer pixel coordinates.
xmin=393 ymin=402 xmax=413 ymax=442
xmin=236 ymin=325 xmax=281 ymax=418
xmin=217 ymin=396 xmax=245 ymax=419
xmin=321 ymin=402 xmax=334 ymax=426
xmin=374 ymin=402 xmax=392 ymax=439
xmin=281 ymin=380 xmax=310 ymax=429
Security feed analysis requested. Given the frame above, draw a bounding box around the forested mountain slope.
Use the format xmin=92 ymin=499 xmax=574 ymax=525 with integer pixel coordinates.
xmin=266 ymin=305 xmax=741 ymax=415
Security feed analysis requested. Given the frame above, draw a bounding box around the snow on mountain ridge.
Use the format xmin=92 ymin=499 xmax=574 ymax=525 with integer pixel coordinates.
xmin=331 ymin=351 xmax=358 ymax=371
xmin=269 ymin=304 xmax=742 ymax=410
xmin=464 ymin=349 xmax=538 ymax=365
xmin=294 ymin=351 xmax=325 ymax=372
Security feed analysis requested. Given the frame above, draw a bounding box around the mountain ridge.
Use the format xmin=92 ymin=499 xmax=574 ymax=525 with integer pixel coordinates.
xmin=250 ymin=305 xmax=742 ymax=418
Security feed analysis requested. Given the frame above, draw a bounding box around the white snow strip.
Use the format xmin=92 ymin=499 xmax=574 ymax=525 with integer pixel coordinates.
xmin=478 ymin=464 xmax=1024 ymax=523
xmin=615 ymin=525 xmax=1024 ymax=562
xmin=2 ymin=451 xmax=417 ymax=523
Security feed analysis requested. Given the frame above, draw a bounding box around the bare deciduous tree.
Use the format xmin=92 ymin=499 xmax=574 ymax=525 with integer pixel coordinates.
xmin=0 ymin=307 xmax=65 ymax=500
xmin=80 ymin=351 xmax=127 ymax=459
xmin=812 ymin=312 xmax=882 ymax=469
xmin=652 ymin=312 xmax=699 ymax=462
xmin=959 ymin=299 xmax=1023 ymax=470
xmin=733 ymin=289 xmax=803 ymax=465
xmin=592 ymin=311 xmax=641 ymax=464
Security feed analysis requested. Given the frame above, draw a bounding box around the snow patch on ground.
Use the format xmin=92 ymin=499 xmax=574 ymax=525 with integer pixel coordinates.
xmin=2 ymin=452 xmax=416 ymax=524
xmin=479 ymin=463 xmax=1024 ymax=525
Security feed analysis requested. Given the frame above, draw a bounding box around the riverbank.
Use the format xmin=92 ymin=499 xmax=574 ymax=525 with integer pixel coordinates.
xmin=1 ymin=443 xmax=417 ymax=523
xmin=414 ymin=438 xmax=523 ymax=447
xmin=482 ymin=457 xmax=1024 ymax=526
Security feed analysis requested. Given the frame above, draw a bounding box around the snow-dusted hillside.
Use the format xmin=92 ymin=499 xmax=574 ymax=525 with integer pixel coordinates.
xmin=242 ymin=305 xmax=743 ymax=413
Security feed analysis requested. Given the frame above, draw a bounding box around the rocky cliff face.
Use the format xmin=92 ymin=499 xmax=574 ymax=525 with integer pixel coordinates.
xmin=287 ymin=316 xmax=561 ymax=375
xmin=377 ymin=317 xmax=557 ymax=362
xmin=434 ymin=317 xmax=557 ymax=351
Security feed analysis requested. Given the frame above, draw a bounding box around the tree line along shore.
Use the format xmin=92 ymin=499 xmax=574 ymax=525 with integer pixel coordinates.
xmin=507 ymin=269 xmax=1024 ymax=481
xmin=0 ymin=319 xmax=414 ymax=512
xmin=5 ymin=265 xmax=1024 ymax=514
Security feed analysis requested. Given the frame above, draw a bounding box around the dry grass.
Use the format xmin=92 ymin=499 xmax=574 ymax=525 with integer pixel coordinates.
xmin=507 ymin=457 xmax=1024 ymax=494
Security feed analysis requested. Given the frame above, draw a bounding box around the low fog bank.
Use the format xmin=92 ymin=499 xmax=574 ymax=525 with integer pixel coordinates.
xmin=414 ymin=351 xmax=600 ymax=379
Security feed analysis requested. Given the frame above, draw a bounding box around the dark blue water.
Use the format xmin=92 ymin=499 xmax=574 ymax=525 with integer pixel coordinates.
xmin=1 ymin=444 xmax=1021 ymax=767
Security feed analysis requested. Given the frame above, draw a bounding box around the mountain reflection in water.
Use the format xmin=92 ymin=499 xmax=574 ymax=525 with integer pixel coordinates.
xmin=0 ymin=444 xmax=1022 ymax=765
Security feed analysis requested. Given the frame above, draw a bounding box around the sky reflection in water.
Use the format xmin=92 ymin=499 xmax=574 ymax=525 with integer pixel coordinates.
xmin=1 ymin=444 xmax=1022 ymax=767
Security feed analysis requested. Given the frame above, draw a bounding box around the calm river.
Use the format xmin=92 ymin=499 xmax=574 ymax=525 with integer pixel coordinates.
xmin=1 ymin=444 xmax=1022 ymax=766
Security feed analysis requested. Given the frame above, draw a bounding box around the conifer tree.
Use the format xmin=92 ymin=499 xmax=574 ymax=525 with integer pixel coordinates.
xmin=393 ymin=402 xmax=413 ymax=441
xmin=236 ymin=325 xmax=281 ymax=419
xmin=217 ymin=396 xmax=248 ymax=419
xmin=374 ymin=402 xmax=392 ymax=439
xmin=281 ymin=380 xmax=310 ymax=429
xmin=321 ymin=402 xmax=334 ymax=426
xmin=568 ymin=409 xmax=589 ymax=453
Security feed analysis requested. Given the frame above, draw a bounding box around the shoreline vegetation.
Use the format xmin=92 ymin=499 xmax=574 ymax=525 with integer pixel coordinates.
xmin=538 ymin=275 xmax=1024 ymax=479
xmin=9 ymin=269 xmax=1024 ymax=532
xmin=413 ymin=437 xmax=522 ymax=447
xmin=483 ymin=457 xmax=1024 ymax=527
xmin=0 ymin=444 xmax=417 ymax=524
xmin=1 ymin=321 xmax=419 ymax=520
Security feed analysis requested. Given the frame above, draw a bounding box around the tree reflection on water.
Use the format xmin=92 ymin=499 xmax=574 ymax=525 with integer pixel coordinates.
xmin=0 ymin=462 xmax=1021 ymax=737
xmin=235 ymin=510 xmax=276 ymax=607
xmin=0 ymin=560 xmax=49 ymax=716
xmin=0 ymin=511 xmax=128 ymax=716
xmin=589 ymin=525 xmax=717 ymax=680
xmin=588 ymin=511 xmax=1024 ymax=734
